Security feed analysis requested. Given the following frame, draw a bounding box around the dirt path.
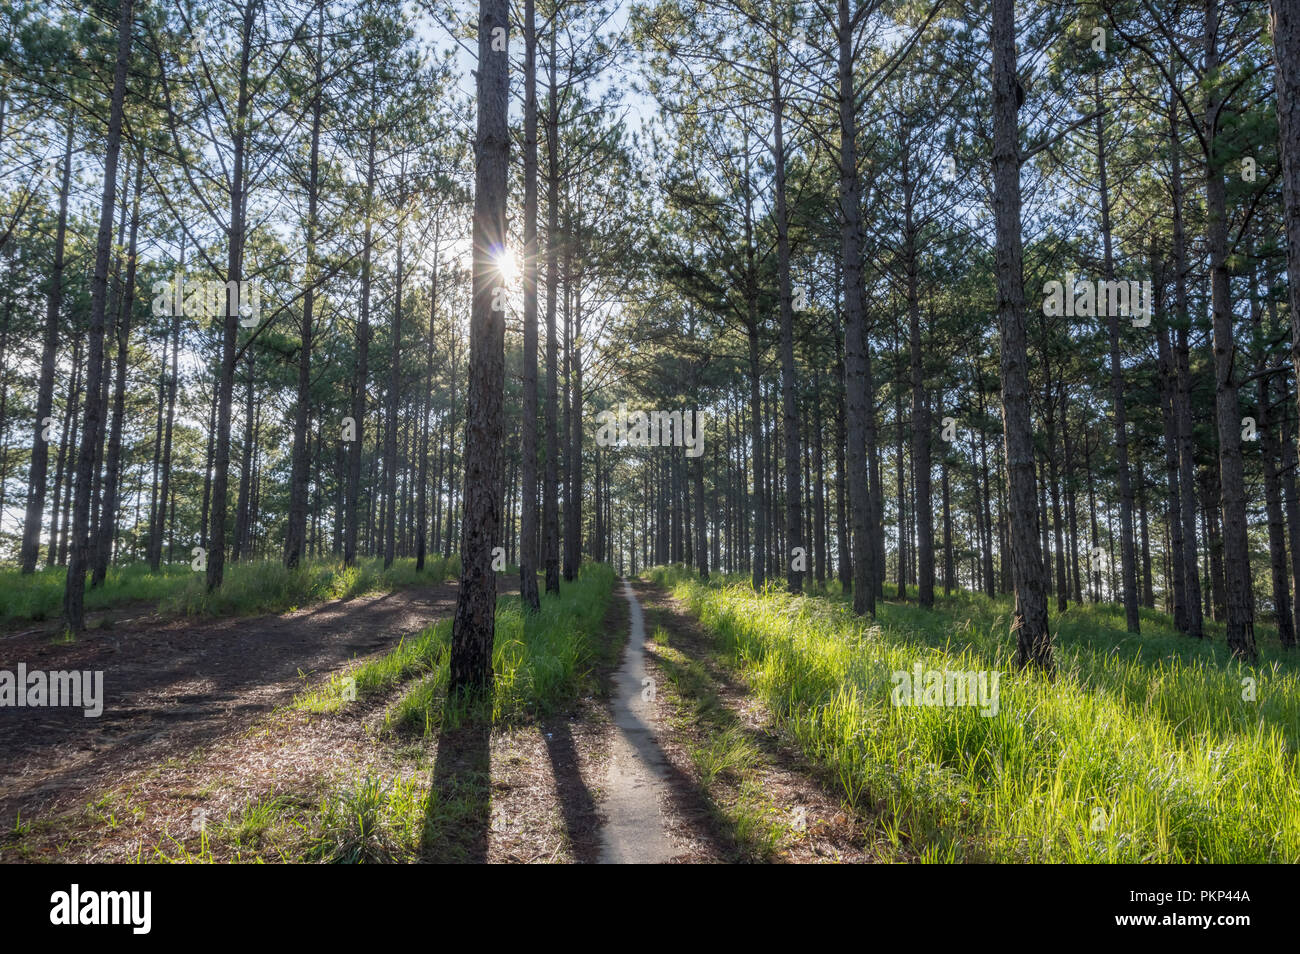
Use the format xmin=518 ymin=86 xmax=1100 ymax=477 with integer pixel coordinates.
xmin=0 ymin=581 xmax=470 ymax=829
xmin=597 ymin=579 xmax=676 ymax=863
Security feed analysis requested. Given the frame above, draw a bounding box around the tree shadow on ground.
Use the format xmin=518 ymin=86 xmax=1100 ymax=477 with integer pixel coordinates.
xmin=540 ymin=718 xmax=601 ymax=862
xmin=422 ymin=708 xmax=492 ymax=863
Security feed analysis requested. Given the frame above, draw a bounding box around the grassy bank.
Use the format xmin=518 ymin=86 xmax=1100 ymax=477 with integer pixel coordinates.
xmin=648 ymin=566 xmax=1300 ymax=863
xmin=0 ymin=556 xmax=458 ymax=625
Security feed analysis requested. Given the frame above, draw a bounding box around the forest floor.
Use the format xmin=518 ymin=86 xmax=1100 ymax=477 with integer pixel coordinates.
xmin=0 ymin=573 xmax=882 ymax=863
xmin=0 ymin=581 xmax=470 ymax=852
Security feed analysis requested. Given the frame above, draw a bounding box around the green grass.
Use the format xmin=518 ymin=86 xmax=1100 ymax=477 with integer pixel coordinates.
xmin=294 ymin=562 xmax=618 ymax=730
xmin=647 ymin=621 xmax=790 ymax=860
xmin=648 ymin=565 xmax=1300 ymax=863
xmin=161 ymin=555 xmax=459 ymax=618
xmin=144 ymin=778 xmax=427 ymax=864
xmin=308 ymin=774 xmax=426 ymax=863
xmin=0 ymin=555 xmax=459 ymax=626
xmin=0 ymin=562 xmax=192 ymax=623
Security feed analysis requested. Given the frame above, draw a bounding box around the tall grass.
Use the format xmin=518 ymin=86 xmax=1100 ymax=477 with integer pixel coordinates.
xmin=161 ymin=555 xmax=459 ymax=618
xmin=314 ymin=563 xmax=617 ymax=730
xmin=649 ymin=566 xmax=1300 ymax=863
xmin=0 ymin=555 xmax=459 ymax=625
xmin=0 ymin=562 xmax=191 ymax=623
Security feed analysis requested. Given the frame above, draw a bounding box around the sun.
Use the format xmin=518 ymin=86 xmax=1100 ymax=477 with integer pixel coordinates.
xmin=494 ymin=247 xmax=520 ymax=284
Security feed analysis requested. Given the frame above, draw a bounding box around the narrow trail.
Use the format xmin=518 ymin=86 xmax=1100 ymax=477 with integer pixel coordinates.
xmin=597 ymin=578 xmax=676 ymax=864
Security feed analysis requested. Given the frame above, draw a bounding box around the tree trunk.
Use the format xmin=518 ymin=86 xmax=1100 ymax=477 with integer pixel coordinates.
xmin=64 ymin=0 xmax=133 ymax=632
xmin=838 ymin=0 xmax=875 ymax=616
xmin=417 ymin=257 xmax=437 ymax=571
xmin=835 ymin=310 xmax=851 ymax=591
xmin=813 ymin=363 xmax=827 ymax=586
xmin=233 ymin=353 xmax=255 ymax=560
xmin=1270 ymin=0 xmax=1300 ymax=502
xmin=771 ymin=59 xmax=801 ymax=594
xmin=448 ymin=0 xmax=509 ymax=697
xmin=205 ymin=0 xmax=256 ymax=593
xmin=1095 ymin=74 xmax=1139 ymax=632
xmin=1203 ymin=0 xmax=1256 ymax=660
xmin=542 ymin=22 xmax=562 ymax=595
xmin=519 ymin=0 xmax=541 ymax=608
xmin=906 ymin=195 xmax=933 ymax=607
xmin=1157 ymin=311 xmax=1189 ymax=630
xmin=20 ymin=110 xmax=74 ymax=573
xmin=990 ymin=0 xmax=1050 ymax=669
xmin=346 ymin=126 xmax=376 ymax=566
xmin=51 ymin=339 xmax=81 ymax=568
xmin=564 ymin=230 xmax=583 ymax=581
xmin=694 ymin=421 xmax=708 ymax=580
xmin=384 ymin=190 xmax=404 ymax=569
xmin=1169 ymin=98 xmax=1204 ymax=637
xmin=286 ymin=18 xmax=323 ymax=570
xmin=1282 ymin=427 xmax=1300 ymax=642
xmin=93 ymin=153 xmax=144 ymax=587
xmin=741 ymin=134 xmax=766 ymax=590
xmin=1257 ymin=271 xmax=1295 ymax=645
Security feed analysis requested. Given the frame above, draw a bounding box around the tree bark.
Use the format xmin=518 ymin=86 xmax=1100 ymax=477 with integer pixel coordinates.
xmin=1157 ymin=307 xmax=1189 ymax=630
xmin=838 ymin=0 xmax=875 ymax=616
xmin=1270 ymin=0 xmax=1300 ymax=503
xmin=771 ymin=58 xmax=801 ymax=593
xmin=448 ymin=0 xmax=509 ymax=697
xmin=64 ymin=0 xmax=133 ymax=632
xmin=384 ymin=189 xmax=405 ymax=569
xmin=906 ymin=194 xmax=933 ymax=607
xmin=1203 ymin=0 xmax=1256 ymax=659
xmin=205 ymin=0 xmax=256 ymax=593
xmin=991 ymin=0 xmax=1050 ymax=669
xmin=542 ymin=21 xmax=561 ymax=595
xmin=286 ymin=13 xmax=324 ymax=569
xmin=1169 ymin=98 xmax=1204 ymax=637
xmin=1095 ymin=74 xmax=1139 ymax=632
xmin=417 ymin=256 xmax=438 ymax=571
xmin=346 ymin=126 xmax=376 ymax=566
xmin=519 ymin=0 xmax=541 ymax=608
xmin=1257 ymin=274 xmax=1295 ymax=645
xmin=20 ymin=110 xmax=74 ymax=573
xmin=93 ymin=152 xmax=144 ymax=587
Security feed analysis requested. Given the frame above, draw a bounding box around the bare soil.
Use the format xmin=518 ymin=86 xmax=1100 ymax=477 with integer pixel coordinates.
xmin=0 ymin=582 xmax=463 ymax=831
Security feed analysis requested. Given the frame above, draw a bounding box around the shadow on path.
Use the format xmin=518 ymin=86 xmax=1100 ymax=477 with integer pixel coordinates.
xmin=596 ymin=579 xmax=689 ymax=863
xmin=540 ymin=720 xmax=601 ymax=862
xmin=423 ymin=712 xmax=492 ymax=863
